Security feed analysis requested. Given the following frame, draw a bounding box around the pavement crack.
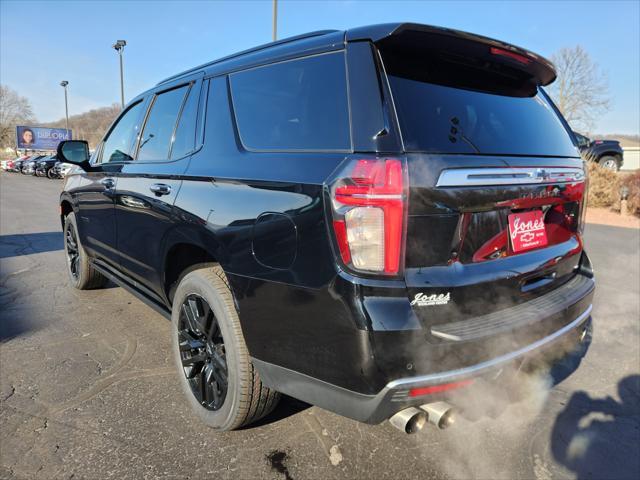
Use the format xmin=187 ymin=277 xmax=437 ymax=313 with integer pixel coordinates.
xmin=34 ymin=418 xmax=49 ymax=433
xmin=2 ymin=385 xmax=16 ymax=402
xmin=304 ymin=412 xmax=344 ymax=466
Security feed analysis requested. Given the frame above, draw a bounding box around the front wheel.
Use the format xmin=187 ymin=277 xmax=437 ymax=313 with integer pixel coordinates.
xmin=599 ymin=156 xmax=620 ymax=171
xmin=171 ymin=266 xmax=280 ymax=431
xmin=47 ymin=168 xmax=56 ymax=179
xmin=64 ymin=212 xmax=108 ymax=289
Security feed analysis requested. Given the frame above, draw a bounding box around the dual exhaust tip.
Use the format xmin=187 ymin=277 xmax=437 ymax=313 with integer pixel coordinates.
xmin=389 ymin=401 xmax=455 ymax=434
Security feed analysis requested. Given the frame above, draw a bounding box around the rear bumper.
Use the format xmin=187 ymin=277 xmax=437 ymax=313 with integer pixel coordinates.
xmin=255 ymin=290 xmax=594 ymax=424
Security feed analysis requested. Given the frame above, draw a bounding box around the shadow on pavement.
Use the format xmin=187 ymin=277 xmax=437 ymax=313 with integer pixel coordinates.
xmin=0 ymin=232 xmax=63 ymax=259
xmin=0 ymin=308 xmax=42 ymax=342
xmin=551 ymin=374 xmax=640 ymax=480
xmin=242 ymin=395 xmax=311 ymax=429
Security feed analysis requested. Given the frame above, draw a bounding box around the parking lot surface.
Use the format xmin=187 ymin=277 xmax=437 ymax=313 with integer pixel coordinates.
xmin=1 ymin=173 xmax=639 ymax=480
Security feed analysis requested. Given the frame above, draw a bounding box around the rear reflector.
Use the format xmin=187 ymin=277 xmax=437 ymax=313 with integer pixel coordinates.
xmin=408 ymin=379 xmax=473 ymax=398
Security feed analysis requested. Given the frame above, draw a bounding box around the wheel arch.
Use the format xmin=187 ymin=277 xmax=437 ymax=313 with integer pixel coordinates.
xmin=163 ymin=241 xmax=223 ymax=305
xmin=59 ymin=194 xmax=75 ymax=229
xmin=597 ymin=151 xmax=623 ymax=163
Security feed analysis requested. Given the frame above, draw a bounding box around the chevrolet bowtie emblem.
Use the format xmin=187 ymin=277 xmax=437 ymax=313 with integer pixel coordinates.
xmin=536 ymin=168 xmax=551 ymax=180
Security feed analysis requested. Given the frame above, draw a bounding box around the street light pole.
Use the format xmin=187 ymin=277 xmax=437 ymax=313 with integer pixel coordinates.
xmin=112 ymin=40 xmax=127 ymax=108
xmin=272 ymin=0 xmax=277 ymax=41
xmin=60 ymin=81 xmax=69 ymax=132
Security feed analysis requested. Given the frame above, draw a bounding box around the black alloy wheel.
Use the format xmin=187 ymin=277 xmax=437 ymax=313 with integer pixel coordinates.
xmin=65 ymin=223 xmax=80 ymax=280
xmin=179 ymin=294 xmax=228 ymax=410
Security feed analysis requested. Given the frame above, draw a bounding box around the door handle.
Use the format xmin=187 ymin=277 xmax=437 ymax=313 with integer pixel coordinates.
xmin=100 ymin=178 xmax=115 ymax=189
xmin=150 ymin=183 xmax=171 ymax=196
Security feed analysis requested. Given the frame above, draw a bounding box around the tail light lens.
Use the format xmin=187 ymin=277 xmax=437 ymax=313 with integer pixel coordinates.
xmin=329 ymin=158 xmax=406 ymax=275
xmin=578 ymin=167 xmax=589 ymax=235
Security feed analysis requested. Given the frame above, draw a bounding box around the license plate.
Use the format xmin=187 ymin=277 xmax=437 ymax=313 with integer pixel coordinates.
xmin=508 ymin=210 xmax=548 ymax=253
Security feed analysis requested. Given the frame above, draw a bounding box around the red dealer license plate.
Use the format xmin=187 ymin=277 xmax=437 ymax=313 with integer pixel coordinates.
xmin=508 ymin=210 xmax=548 ymax=253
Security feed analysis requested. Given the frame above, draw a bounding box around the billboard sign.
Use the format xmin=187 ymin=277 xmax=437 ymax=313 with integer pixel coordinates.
xmin=16 ymin=126 xmax=72 ymax=151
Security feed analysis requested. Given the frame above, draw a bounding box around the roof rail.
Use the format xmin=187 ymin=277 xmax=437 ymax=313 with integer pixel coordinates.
xmin=157 ymin=29 xmax=340 ymax=86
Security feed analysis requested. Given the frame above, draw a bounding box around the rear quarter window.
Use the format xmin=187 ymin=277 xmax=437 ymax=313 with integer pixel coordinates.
xmin=229 ymin=51 xmax=351 ymax=152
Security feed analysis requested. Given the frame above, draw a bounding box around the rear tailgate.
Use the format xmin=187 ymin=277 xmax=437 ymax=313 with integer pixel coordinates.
xmin=375 ymin=24 xmax=589 ymax=340
xmin=403 ymin=154 xmax=586 ymax=332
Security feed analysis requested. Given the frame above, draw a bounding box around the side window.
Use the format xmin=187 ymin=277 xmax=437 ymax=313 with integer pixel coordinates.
xmin=229 ymin=51 xmax=351 ymax=151
xmin=170 ymin=83 xmax=200 ymax=160
xmin=101 ymin=101 xmax=146 ymax=163
xmin=137 ymin=85 xmax=189 ymax=162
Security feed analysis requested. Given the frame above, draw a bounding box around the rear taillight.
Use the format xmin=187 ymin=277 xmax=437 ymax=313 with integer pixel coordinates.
xmin=578 ymin=167 xmax=589 ymax=235
xmin=329 ymin=158 xmax=406 ymax=275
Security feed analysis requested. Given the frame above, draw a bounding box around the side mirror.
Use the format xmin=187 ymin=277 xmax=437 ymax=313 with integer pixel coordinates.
xmin=57 ymin=140 xmax=92 ymax=170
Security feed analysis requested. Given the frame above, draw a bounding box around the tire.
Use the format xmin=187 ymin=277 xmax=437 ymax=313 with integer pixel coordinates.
xmin=171 ymin=266 xmax=280 ymax=431
xmin=63 ymin=212 xmax=108 ymax=289
xmin=47 ymin=169 xmax=55 ymax=179
xmin=599 ymin=156 xmax=620 ymax=171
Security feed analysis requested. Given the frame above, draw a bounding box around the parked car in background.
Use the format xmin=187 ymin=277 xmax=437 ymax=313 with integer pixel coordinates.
xmin=35 ymin=155 xmax=59 ymax=178
xmin=4 ymin=155 xmax=27 ymax=170
xmin=15 ymin=155 xmax=42 ymax=173
xmin=21 ymin=156 xmax=45 ymax=175
xmin=21 ymin=159 xmax=37 ymax=175
xmin=12 ymin=159 xmax=26 ymax=172
xmin=9 ymin=159 xmax=21 ymax=172
xmin=2 ymin=156 xmax=25 ymax=171
xmin=9 ymin=156 xmax=30 ymax=172
xmin=574 ymin=132 xmax=624 ymax=171
xmin=57 ymin=23 xmax=594 ymax=434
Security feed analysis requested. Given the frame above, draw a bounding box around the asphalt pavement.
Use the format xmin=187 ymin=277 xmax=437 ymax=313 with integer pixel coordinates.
xmin=1 ymin=172 xmax=639 ymax=480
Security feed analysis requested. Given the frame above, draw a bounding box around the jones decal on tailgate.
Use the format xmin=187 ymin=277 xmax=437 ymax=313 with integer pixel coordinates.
xmin=410 ymin=292 xmax=451 ymax=306
xmin=508 ymin=210 xmax=548 ymax=253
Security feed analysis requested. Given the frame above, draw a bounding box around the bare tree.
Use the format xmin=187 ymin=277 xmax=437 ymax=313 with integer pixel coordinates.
xmin=0 ymin=85 xmax=35 ymax=151
xmin=547 ymin=45 xmax=610 ymax=133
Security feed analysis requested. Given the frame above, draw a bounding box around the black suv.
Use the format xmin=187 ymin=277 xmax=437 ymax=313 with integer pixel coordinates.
xmin=57 ymin=23 xmax=594 ymax=433
xmin=36 ymin=155 xmax=59 ymax=178
xmin=573 ymin=132 xmax=624 ymax=171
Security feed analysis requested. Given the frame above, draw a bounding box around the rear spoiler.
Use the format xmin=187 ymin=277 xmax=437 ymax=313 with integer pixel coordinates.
xmin=346 ymin=23 xmax=556 ymax=86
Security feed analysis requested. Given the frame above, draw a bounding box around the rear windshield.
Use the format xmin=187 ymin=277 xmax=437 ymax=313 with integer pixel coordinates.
xmin=385 ymin=64 xmax=578 ymax=157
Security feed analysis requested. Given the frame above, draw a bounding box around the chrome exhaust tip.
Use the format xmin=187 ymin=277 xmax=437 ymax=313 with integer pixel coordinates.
xmin=420 ymin=401 xmax=456 ymax=430
xmin=389 ymin=407 xmax=428 ymax=434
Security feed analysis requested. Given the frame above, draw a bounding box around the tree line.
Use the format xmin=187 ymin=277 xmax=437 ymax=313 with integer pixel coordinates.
xmin=40 ymin=103 xmax=122 ymax=149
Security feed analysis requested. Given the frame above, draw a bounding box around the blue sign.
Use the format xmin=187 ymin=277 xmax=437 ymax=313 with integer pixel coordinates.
xmin=16 ymin=126 xmax=72 ymax=150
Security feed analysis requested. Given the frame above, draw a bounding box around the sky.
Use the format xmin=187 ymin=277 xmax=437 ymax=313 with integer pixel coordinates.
xmin=1 ymin=0 xmax=638 ymax=134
